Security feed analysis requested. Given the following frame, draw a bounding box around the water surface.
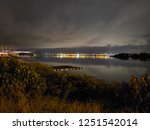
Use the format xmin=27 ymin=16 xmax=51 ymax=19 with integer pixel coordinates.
xmin=35 ymin=57 xmax=150 ymax=82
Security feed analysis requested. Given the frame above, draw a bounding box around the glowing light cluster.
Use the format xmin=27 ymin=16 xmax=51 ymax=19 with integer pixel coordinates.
xmin=48 ymin=53 xmax=110 ymax=59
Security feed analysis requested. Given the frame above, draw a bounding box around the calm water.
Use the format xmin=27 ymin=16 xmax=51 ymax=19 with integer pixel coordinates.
xmin=35 ymin=57 xmax=150 ymax=82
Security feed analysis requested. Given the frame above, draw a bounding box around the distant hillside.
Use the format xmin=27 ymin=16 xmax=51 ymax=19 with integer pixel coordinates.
xmin=112 ymin=53 xmax=150 ymax=61
xmin=27 ymin=45 xmax=150 ymax=54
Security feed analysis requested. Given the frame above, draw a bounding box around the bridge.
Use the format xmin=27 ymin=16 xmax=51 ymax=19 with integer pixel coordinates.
xmin=0 ymin=50 xmax=36 ymax=57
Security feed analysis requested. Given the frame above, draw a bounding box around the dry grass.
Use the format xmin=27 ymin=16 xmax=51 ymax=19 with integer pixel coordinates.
xmin=0 ymin=96 xmax=102 ymax=113
xmin=0 ymin=97 xmax=30 ymax=113
xmin=29 ymin=97 xmax=102 ymax=113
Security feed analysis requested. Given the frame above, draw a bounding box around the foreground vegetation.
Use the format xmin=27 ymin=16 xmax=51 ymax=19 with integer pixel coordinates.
xmin=0 ymin=57 xmax=150 ymax=112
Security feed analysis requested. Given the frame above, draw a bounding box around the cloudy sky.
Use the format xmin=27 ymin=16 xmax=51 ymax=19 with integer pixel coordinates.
xmin=0 ymin=0 xmax=150 ymax=48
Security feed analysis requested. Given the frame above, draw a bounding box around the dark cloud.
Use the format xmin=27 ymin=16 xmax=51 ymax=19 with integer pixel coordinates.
xmin=0 ymin=0 xmax=150 ymax=48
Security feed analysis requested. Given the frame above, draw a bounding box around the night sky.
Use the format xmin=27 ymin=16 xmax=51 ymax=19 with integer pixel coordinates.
xmin=0 ymin=0 xmax=150 ymax=48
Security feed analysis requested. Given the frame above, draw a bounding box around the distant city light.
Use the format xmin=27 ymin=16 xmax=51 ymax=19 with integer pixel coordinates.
xmin=77 ymin=53 xmax=80 ymax=58
xmin=60 ymin=53 xmax=63 ymax=58
xmin=48 ymin=53 xmax=110 ymax=59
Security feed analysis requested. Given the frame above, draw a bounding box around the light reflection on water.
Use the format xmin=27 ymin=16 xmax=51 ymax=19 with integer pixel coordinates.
xmin=35 ymin=57 xmax=150 ymax=82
